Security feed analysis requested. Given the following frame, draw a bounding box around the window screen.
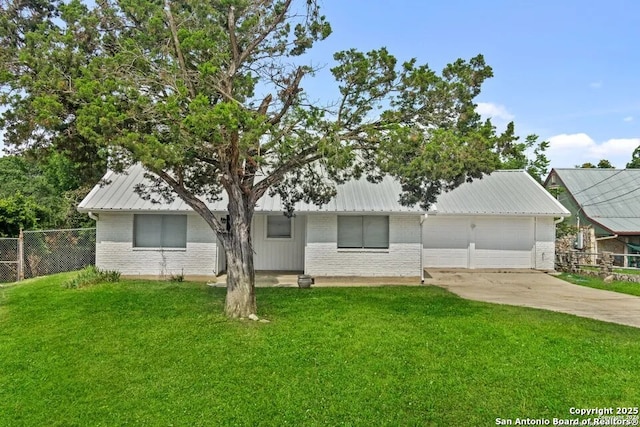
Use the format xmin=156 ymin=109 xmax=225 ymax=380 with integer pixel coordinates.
xmin=337 ymin=216 xmax=389 ymax=249
xmin=134 ymin=214 xmax=187 ymax=248
xmin=267 ymin=216 xmax=292 ymax=238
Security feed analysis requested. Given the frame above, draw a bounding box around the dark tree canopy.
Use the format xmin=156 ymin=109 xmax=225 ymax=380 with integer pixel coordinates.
xmin=576 ymin=160 xmax=615 ymax=169
xmin=1 ymin=0 xmax=522 ymax=317
xmin=497 ymin=128 xmax=549 ymax=182
xmin=627 ymin=146 xmax=640 ymax=169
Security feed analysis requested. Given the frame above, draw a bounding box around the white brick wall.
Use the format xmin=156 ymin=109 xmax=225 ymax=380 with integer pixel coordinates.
xmin=535 ymin=217 xmax=556 ymax=270
xmin=305 ymin=214 xmax=422 ymax=276
xmin=96 ymin=213 xmax=218 ymax=278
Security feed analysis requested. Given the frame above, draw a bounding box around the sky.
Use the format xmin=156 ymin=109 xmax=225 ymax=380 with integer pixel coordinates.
xmin=2 ymin=0 xmax=640 ymax=170
xmin=300 ymin=0 xmax=640 ymax=169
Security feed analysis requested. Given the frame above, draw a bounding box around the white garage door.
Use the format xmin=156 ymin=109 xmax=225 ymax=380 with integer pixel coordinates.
xmin=474 ymin=217 xmax=534 ymax=268
xmin=423 ymin=216 xmax=535 ymax=269
xmin=423 ymin=217 xmax=469 ymax=268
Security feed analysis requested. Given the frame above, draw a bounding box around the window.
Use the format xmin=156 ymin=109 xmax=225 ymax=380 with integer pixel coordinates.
xmin=337 ymin=216 xmax=389 ymax=249
xmin=134 ymin=214 xmax=187 ymax=248
xmin=266 ymin=215 xmax=292 ymax=239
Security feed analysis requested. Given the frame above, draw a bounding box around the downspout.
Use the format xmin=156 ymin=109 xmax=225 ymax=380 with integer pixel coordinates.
xmin=554 ymin=216 xmax=564 ymax=225
xmin=420 ymin=213 xmax=426 ymax=284
xmin=88 ymin=211 xmax=99 ymax=221
xmin=595 ymin=234 xmax=618 ymax=241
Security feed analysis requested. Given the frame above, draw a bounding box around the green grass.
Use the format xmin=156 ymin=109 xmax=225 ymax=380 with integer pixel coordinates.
xmin=2 ymin=273 xmax=640 ymax=426
xmin=559 ymin=272 xmax=640 ymax=297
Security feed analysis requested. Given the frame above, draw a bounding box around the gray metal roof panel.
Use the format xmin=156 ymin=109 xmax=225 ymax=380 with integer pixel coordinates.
xmin=78 ymin=165 xmax=568 ymax=216
xmin=550 ymin=168 xmax=640 ymax=233
xmin=431 ymin=170 xmax=570 ymax=216
xmin=77 ymin=164 xmax=423 ymax=214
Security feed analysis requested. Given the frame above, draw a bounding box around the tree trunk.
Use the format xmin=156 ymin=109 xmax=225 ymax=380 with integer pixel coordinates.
xmin=223 ymin=194 xmax=257 ymax=318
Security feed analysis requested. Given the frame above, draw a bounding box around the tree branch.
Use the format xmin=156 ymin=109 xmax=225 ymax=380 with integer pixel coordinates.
xmin=227 ymin=5 xmax=240 ymax=76
xmin=165 ymin=0 xmax=195 ymax=99
xmin=250 ymin=147 xmax=322 ymax=204
xmin=238 ymin=0 xmax=293 ymax=65
xmin=258 ymin=93 xmax=272 ymax=115
xmin=153 ymin=167 xmax=225 ymax=235
xmin=269 ymin=66 xmax=305 ymax=126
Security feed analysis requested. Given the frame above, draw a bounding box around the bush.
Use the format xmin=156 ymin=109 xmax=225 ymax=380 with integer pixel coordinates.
xmin=63 ymin=266 xmax=120 ymax=289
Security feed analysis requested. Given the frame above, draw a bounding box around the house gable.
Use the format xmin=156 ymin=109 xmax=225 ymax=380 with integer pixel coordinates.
xmin=545 ymin=168 xmax=640 ymax=235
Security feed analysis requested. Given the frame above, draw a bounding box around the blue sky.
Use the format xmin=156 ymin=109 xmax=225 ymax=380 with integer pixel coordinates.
xmin=2 ymin=0 xmax=639 ymax=169
xmin=301 ymin=0 xmax=640 ymax=169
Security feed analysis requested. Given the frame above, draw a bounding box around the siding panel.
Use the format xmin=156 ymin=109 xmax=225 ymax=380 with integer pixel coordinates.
xmin=252 ymin=214 xmax=305 ymax=271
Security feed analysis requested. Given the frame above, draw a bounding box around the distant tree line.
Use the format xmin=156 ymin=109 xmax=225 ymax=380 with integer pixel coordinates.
xmin=0 ymin=150 xmax=104 ymax=236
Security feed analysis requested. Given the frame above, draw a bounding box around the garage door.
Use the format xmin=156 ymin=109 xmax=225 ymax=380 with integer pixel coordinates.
xmin=473 ymin=217 xmax=534 ymax=268
xmin=423 ymin=216 xmax=535 ymax=269
xmin=423 ymin=217 xmax=469 ymax=268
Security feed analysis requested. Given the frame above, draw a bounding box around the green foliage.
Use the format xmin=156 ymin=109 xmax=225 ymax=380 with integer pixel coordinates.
xmin=597 ymin=159 xmax=614 ymax=168
xmin=627 ymin=145 xmax=640 ymax=168
xmin=0 ymin=154 xmax=95 ymax=230
xmin=576 ymin=160 xmax=614 ymax=169
xmin=0 ymin=193 xmax=49 ymax=236
xmin=63 ymin=266 xmax=120 ymax=289
xmin=0 ymin=0 xmax=533 ymax=314
xmin=1 ymin=275 xmax=640 ymax=425
xmin=0 ymin=0 xmax=108 ymax=182
xmin=498 ymin=132 xmax=550 ymax=182
xmin=556 ymin=221 xmax=577 ymax=239
xmin=0 ymin=0 xmax=518 ymax=213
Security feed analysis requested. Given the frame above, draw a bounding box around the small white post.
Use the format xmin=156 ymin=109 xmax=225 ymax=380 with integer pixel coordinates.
xmin=17 ymin=228 xmax=24 ymax=281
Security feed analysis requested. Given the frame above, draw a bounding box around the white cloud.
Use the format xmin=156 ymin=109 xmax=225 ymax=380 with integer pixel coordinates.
xmin=589 ymin=81 xmax=603 ymax=89
xmin=547 ymin=133 xmax=640 ymax=168
xmin=624 ymin=116 xmax=634 ymax=122
xmin=476 ymin=102 xmax=514 ymax=121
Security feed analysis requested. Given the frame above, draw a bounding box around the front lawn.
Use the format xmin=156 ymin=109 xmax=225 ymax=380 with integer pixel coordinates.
xmin=558 ymin=272 xmax=640 ymax=297
xmin=1 ymin=273 xmax=640 ymax=426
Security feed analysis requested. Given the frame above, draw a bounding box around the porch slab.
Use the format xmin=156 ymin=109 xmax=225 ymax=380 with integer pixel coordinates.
xmin=209 ymin=272 xmax=422 ymax=287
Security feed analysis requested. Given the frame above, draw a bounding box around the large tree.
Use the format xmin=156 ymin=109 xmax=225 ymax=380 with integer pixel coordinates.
xmin=1 ymin=0 xmax=518 ymax=317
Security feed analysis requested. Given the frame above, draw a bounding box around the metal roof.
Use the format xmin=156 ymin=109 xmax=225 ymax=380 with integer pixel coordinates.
xmin=548 ymin=168 xmax=640 ymax=234
xmin=78 ymin=165 xmax=569 ymax=216
xmin=429 ymin=170 xmax=570 ymax=216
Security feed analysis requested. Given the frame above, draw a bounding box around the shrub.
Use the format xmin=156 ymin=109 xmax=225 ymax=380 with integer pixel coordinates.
xmin=63 ymin=266 xmax=120 ymax=289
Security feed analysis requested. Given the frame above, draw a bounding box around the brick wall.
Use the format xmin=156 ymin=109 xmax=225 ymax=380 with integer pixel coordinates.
xmin=535 ymin=217 xmax=556 ymax=270
xmin=96 ymin=213 xmax=218 ymax=278
xmin=305 ymin=214 xmax=422 ymax=277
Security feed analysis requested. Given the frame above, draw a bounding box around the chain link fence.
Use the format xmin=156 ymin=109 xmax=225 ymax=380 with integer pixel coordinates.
xmin=22 ymin=228 xmax=96 ymax=279
xmin=0 ymin=228 xmax=96 ymax=283
xmin=0 ymin=238 xmax=19 ymax=283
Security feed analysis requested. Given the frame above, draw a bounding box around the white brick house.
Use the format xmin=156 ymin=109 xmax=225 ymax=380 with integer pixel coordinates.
xmin=78 ymin=166 xmax=569 ymax=280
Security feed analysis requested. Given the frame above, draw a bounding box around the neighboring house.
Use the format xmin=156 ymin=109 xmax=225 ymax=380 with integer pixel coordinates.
xmin=78 ymin=166 xmax=569 ymax=280
xmin=544 ymin=168 xmax=640 ymax=265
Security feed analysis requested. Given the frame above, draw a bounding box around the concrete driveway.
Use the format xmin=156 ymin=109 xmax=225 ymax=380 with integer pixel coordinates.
xmin=423 ymin=270 xmax=640 ymax=328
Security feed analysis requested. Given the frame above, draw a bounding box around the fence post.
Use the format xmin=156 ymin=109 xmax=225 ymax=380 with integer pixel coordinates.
xmin=17 ymin=228 xmax=24 ymax=281
xmin=568 ymin=251 xmax=577 ymax=273
xmin=599 ymin=251 xmax=613 ymax=277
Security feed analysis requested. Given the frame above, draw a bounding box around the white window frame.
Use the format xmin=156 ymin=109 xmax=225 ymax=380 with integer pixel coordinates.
xmin=265 ymin=215 xmax=294 ymax=240
xmin=133 ymin=214 xmax=187 ymax=249
xmin=337 ymin=215 xmax=389 ymax=249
